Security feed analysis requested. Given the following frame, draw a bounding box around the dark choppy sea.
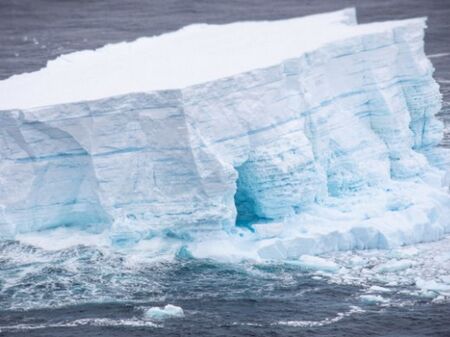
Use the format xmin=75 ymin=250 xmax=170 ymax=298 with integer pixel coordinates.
xmin=1 ymin=0 xmax=450 ymax=336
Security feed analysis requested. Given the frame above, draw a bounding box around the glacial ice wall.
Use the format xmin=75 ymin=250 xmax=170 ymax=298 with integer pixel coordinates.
xmin=0 ymin=9 xmax=449 ymax=258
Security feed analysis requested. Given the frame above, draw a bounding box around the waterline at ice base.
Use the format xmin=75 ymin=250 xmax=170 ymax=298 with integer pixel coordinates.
xmin=0 ymin=7 xmax=449 ymax=269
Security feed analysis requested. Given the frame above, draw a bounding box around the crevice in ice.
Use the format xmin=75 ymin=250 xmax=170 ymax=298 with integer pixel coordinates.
xmin=233 ymin=162 xmax=270 ymax=229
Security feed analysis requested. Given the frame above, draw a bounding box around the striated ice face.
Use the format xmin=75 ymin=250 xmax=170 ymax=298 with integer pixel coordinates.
xmin=0 ymin=8 xmax=449 ymax=260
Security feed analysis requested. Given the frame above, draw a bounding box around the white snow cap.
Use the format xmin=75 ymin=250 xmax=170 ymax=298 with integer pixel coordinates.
xmin=0 ymin=8 xmax=421 ymax=109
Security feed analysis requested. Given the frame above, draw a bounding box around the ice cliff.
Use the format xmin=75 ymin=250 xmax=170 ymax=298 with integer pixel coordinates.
xmin=0 ymin=8 xmax=449 ymax=259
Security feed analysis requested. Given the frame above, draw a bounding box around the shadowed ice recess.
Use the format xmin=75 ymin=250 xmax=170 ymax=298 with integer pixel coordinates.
xmin=0 ymin=8 xmax=450 ymax=313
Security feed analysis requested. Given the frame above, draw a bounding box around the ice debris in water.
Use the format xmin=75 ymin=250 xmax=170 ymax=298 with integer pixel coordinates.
xmin=318 ymin=236 xmax=450 ymax=302
xmin=286 ymin=255 xmax=339 ymax=273
xmin=415 ymin=279 xmax=450 ymax=296
xmin=368 ymin=285 xmax=392 ymax=293
xmin=144 ymin=304 xmax=184 ymax=321
xmin=373 ymin=259 xmax=415 ymax=273
xmin=360 ymin=295 xmax=389 ymax=305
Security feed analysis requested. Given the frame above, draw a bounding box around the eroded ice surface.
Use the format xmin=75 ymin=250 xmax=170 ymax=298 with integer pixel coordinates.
xmin=0 ymin=8 xmax=449 ymax=262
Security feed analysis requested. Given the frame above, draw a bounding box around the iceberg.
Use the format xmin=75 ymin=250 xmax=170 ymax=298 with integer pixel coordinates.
xmin=0 ymin=8 xmax=449 ymax=259
xmin=144 ymin=304 xmax=185 ymax=320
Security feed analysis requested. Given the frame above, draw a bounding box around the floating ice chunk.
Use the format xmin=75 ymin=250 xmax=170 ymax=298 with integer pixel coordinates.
xmin=360 ymin=295 xmax=389 ymax=305
xmin=144 ymin=304 xmax=184 ymax=320
xmin=435 ymin=252 xmax=450 ymax=263
xmin=253 ymin=223 xmax=285 ymax=239
xmin=440 ymin=275 xmax=450 ymax=284
xmin=348 ymin=256 xmax=367 ymax=267
xmin=368 ymin=285 xmax=392 ymax=293
xmin=390 ymin=246 xmax=419 ymax=258
xmin=415 ymin=279 xmax=450 ymax=294
xmin=432 ymin=295 xmax=449 ymax=304
xmin=110 ymin=232 xmax=143 ymax=247
xmin=287 ymin=255 xmax=339 ymax=273
xmin=374 ymin=259 xmax=415 ymax=273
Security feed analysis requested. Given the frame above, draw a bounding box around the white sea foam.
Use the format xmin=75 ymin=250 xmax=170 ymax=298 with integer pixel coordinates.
xmin=0 ymin=318 xmax=160 ymax=333
xmin=274 ymin=306 xmax=364 ymax=327
xmin=427 ymin=52 xmax=450 ymax=59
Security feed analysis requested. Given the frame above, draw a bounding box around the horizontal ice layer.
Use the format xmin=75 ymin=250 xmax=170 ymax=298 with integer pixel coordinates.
xmin=0 ymin=9 xmax=449 ymax=258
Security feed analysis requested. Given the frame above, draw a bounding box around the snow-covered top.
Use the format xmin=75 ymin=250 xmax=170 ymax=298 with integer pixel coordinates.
xmin=0 ymin=8 xmax=424 ymax=110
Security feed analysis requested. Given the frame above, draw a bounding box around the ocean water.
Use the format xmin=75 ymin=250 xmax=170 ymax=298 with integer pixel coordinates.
xmin=1 ymin=0 xmax=450 ymax=336
xmin=1 ymin=236 xmax=450 ymax=336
